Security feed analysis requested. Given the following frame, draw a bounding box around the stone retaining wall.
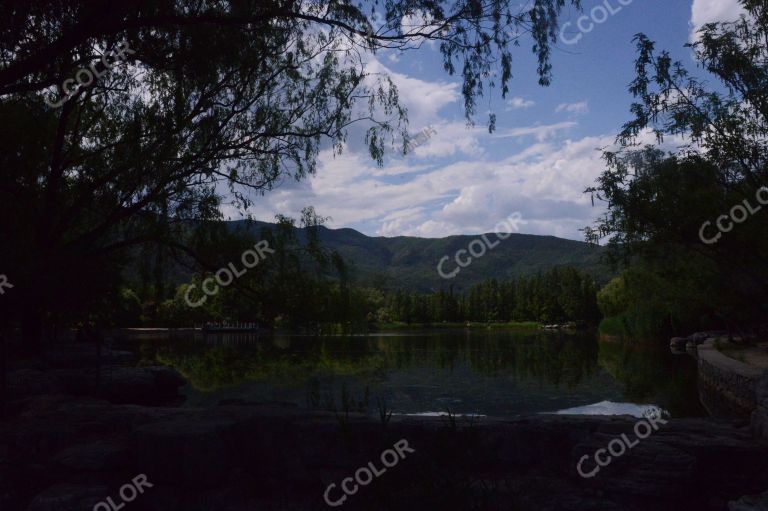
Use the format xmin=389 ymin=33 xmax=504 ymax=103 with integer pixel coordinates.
xmin=695 ymin=337 xmax=768 ymax=443
xmin=753 ymin=371 xmax=768 ymax=442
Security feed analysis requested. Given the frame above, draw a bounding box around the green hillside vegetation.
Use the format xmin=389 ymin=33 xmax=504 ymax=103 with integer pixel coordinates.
xmin=230 ymin=220 xmax=609 ymax=292
xmin=111 ymin=213 xmax=603 ymax=331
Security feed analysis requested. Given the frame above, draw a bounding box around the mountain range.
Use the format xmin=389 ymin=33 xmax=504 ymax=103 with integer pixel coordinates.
xmin=231 ymin=220 xmax=610 ymax=292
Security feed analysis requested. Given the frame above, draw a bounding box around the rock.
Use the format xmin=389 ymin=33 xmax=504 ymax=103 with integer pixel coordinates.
xmin=53 ymin=439 xmax=130 ymax=472
xmin=131 ymin=417 xmax=236 ymax=488
xmin=670 ymin=337 xmax=687 ymax=348
xmin=729 ymin=489 xmax=768 ymax=511
xmin=1 ymin=395 xmax=183 ymax=462
xmin=7 ymin=369 xmax=63 ymax=399
xmin=754 ymin=406 xmax=768 ymax=441
xmin=6 ymin=401 xmax=768 ymax=511
xmin=98 ymin=365 xmax=185 ymax=405
xmin=27 ymin=483 xmax=108 ymax=511
xmin=753 ymin=372 xmax=768 ymax=441
xmin=6 ymin=344 xmax=167 ymax=408
xmin=690 ymin=332 xmax=712 ymax=344
xmin=43 ymin=344 xmax=135 ymax=369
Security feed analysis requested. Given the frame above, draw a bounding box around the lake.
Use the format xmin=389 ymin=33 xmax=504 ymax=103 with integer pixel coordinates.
xmin=116 ymin=329 xmax=706 ymax=418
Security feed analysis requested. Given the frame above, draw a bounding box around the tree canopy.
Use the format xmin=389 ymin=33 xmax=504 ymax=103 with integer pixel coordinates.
xmin=585 ymin=0 xmax=768 ymax=336
xmin=0 ymin=0 xmax=580 ymax=342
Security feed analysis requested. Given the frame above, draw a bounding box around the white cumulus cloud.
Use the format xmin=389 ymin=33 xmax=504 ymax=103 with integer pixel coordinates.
xmin=506 ymin=97 xmax=536 ymax=110
xmin=690 ymin=0 xmax=747 ymax=40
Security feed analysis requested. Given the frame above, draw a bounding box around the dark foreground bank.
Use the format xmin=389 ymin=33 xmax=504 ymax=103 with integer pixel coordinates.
xmin=3 ymin=397 xmax=768 ymax=511
xmin=1 ymin=343 xmax=768 ymax=511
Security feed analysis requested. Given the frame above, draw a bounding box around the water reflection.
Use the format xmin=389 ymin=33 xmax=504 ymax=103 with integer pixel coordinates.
xmin=552 ymin=400 xmax=665 ymax=418
xmin=118 ymin=330 xmax=705 ymax=418
xmin=597 ymin=337 xmax=706 ymax=417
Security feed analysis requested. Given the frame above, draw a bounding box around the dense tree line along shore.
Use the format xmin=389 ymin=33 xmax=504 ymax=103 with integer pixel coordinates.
xmin=116 ymin=253 xmax=601 ymax=331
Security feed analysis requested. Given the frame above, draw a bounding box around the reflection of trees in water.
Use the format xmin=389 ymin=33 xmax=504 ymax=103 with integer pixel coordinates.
xmin=147 ymin=332 xmax=600 ymax=392
xmin=597 ymin=339 xmax=705 ymax=417
xmin=461 ymin=333 xmax=599 ymax=389
xmin=152 ymin=336 xmax=392 ymax=391
xmin=371 ymin=332 xmax=599 ymax=389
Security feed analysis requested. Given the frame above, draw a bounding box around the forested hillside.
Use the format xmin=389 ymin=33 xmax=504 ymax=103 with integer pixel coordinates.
xmin=112 ymin=214 xmax=604 ymax=330
xmin=228 ymin=220 xmax=609 ymax=292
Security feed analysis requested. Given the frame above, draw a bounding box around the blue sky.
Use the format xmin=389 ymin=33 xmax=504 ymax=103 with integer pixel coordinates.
xmin=229 ymin=0 xmax=745 ymax=241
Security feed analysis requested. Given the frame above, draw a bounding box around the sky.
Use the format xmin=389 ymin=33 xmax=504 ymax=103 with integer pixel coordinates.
xmin=227 ymin=0 xmax=746 ymax=241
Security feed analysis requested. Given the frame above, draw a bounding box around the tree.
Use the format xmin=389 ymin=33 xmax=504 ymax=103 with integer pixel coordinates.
xmin=0 ymin=0 xmax=580 ymax=345
xmin=585 ymin=0 xmax=768 ymax=335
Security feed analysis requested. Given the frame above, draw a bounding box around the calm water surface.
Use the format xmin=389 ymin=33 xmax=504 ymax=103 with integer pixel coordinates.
xmin=117 ymin=330 xmax=706 ymax=418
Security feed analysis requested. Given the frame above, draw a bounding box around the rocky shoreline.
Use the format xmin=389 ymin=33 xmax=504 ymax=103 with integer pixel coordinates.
xmin=2 ymin=342 xmax=768 ymax=510
xmin=2 ymin=396 xmax=768 ymax=510
xmin=4 ymin=343 xmax=185 ymax=412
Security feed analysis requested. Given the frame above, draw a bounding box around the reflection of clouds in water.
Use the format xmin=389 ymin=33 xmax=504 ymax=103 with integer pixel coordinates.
xmin=551 ymin=400 xmax=667 ymax=419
